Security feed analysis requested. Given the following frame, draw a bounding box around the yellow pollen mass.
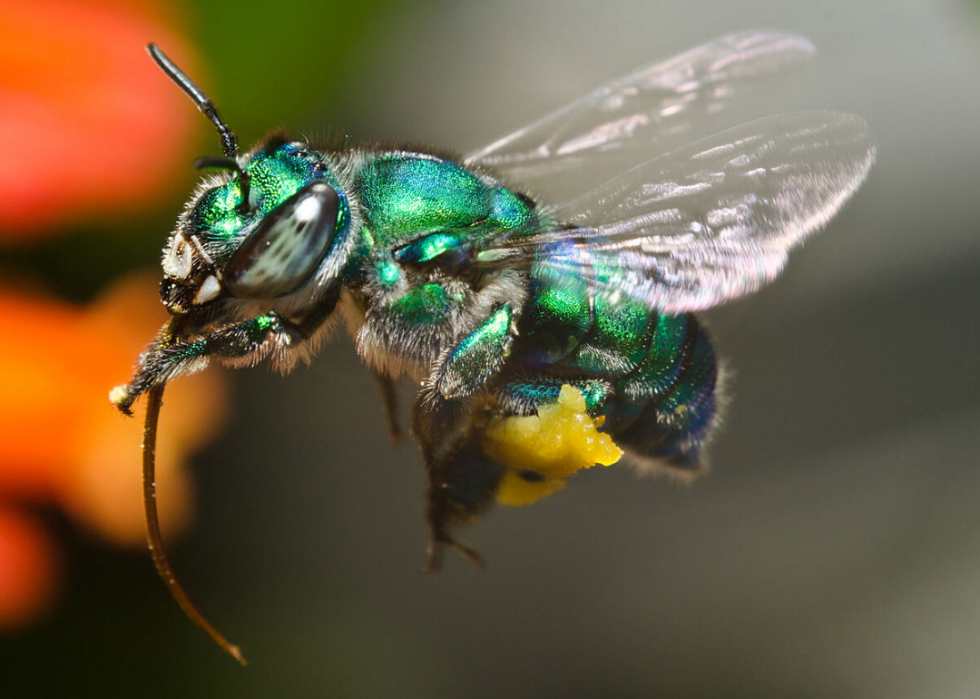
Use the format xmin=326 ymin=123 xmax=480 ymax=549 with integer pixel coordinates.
xmin=483 ymin=385 xmax=623 ymax=506
xmin=108 ymin=384 xmax=129 ymax=407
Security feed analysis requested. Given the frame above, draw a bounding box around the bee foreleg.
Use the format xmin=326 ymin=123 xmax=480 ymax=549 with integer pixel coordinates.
xmin=373 ymin=371 xmax=404 ymax=445
xmin=111 ymin=312 xmax=289 ymax=414
xmin=113 ymin=296 xmax=337 ymax=414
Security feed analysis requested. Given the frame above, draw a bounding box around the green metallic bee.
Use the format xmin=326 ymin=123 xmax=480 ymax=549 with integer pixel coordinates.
xmin=111 ymin=31 xmax=875 ymax=662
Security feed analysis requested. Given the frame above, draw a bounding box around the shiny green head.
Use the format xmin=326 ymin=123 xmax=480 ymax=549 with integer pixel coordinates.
xmin=160 ymin=138 xmax=351 ymax=312
xmin=189 ymin=139 xmax=347 ymax=247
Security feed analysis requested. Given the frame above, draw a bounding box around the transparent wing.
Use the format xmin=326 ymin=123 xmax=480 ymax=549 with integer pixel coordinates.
xmin=465 ymin=31 xmax=817 ymax=200
xmin=483 ymin=111 xmax=876 ymax=314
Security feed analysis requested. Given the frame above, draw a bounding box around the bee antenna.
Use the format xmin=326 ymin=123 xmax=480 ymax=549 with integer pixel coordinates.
xmin=142 ymin=383 xmax=247 ymax=665
xmin=147 ymin=43 xmax=239 ymax=160
xmin=193 ymin=155 xmax=243 ymax=174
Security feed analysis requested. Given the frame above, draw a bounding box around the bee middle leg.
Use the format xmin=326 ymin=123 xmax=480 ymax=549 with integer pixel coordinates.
xmin=373 ymin=371 xmax=404 ymax=445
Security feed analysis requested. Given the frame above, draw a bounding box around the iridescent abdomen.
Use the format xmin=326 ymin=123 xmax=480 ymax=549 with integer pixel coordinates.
xmin=512 ymin=275 xmax=719 ymax=468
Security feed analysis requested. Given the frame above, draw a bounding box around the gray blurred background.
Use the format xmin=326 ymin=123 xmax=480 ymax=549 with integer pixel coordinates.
xmin=4 ymin=0 xmax=979 ymax=696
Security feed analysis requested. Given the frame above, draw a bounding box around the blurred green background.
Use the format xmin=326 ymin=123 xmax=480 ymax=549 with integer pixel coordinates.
xmin=2 ymin=0 xmax=980 ymax=697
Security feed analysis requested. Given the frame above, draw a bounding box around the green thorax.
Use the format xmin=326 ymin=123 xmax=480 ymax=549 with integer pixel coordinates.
xmin=349 ymin=151 xmax=542 ymax=252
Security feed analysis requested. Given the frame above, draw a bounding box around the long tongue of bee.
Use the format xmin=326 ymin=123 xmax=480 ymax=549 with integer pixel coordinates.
xmin=141 ymin=383 xmax=247 ymax=665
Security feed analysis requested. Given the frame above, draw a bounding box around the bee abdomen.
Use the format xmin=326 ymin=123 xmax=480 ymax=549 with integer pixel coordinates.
xmin=513 ymin=282 xmax=719 ymax=466
xmin=611 ymin=316 xmax=719 ymax=467
xmin=617 ymin=314 xmax=692 ymax=402
xmin=516 ymin=284 xmax=656 ymax=375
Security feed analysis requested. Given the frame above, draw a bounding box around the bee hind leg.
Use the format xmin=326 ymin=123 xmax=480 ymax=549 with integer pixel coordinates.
xmin=410 ymin=388 xmax=488 ymax=572
xmin=422 ymin=528 xmax=484 ymax=574
xmin=409 ymin=302 xmax=519 ymax=571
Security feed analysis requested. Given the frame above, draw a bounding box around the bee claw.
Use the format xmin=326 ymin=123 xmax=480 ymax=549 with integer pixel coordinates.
xmin=420 ymin=552 xmax=441 ymax=575
xmin=421 ymin=535 xmax=484 ymax=573
xmin=109 ymin=384 xmax=136 ymax=416
xmin=460 ymin=545 xmax=485 ymax=571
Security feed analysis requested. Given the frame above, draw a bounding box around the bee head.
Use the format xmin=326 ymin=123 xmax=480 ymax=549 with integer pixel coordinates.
xmin=160 ymin=139 xmax=347 ymax=315
xmin=148 ymin=46 xmax=349 ymax=316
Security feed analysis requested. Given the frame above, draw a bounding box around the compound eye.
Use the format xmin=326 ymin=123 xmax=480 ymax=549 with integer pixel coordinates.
xmin=224 ymin=181 xmax=340 ymax=298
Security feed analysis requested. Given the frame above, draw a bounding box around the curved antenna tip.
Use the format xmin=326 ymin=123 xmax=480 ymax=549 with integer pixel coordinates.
xmin=144 ymin=42 xmax=239 ymax=160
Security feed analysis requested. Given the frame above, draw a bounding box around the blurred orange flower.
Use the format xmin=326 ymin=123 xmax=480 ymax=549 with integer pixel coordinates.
xmin=0 ymin=274 xmax=227 ymax=627
xmin=0 ymin=507 xmax=58 ymax=628
xmin=0 ymin=0 xmax=198 ymax=239
xmin=0 ymin=0 xmax=227 ymax=629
